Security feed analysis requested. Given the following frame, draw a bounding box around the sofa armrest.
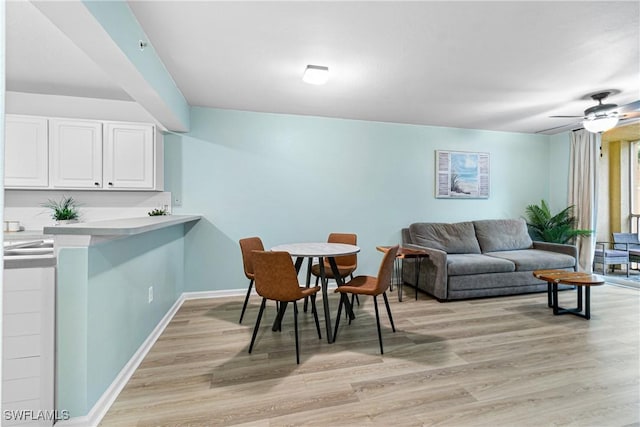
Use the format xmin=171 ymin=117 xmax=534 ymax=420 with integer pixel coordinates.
xmin=532 ymin=241 xmax=578 ymax=259
xmin=402 ymin=243 xmax=449 ymax=300
xmin=401 ymin=228 xmax=412 ymax=245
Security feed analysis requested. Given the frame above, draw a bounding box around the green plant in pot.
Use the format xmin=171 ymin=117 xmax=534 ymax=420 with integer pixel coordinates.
xmin=524 ymin=199 xmax=592 ymax=244
xmin=148 ymin=207 xmax=169 ymax=216
xmin=42 ymin=196 xmax=80 ymax=224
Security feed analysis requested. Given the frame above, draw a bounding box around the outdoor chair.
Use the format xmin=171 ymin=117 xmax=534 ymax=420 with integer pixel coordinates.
xmin=613 ymin=232 xmax=640 ymax=266
xmin=593 ymin=241 xmax=629 ymax=277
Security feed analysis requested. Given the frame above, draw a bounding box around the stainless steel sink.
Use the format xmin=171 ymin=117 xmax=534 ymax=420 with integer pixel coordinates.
xmin=4 ymin=239 xmax=54 ymax=257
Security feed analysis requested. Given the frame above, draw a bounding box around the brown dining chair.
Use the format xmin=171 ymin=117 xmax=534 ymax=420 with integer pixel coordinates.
xmin=309 ymin=233 xmax=359 ymax=310
xmin=238 ymin=237 xmax=265 ymax=323
xmin=310 ymin=233 xmax=358 ymax=284
xmin=249 ymin=251 xmax=322 ymax=364
xmin=332 ymin=245 xmax=399 ymax=354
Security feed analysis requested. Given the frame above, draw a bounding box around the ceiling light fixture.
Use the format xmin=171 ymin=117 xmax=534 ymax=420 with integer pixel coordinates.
xmin=302 ymin=65 xmax=329 ymax=85
xmin=583 ymin=114 xmax=619 ymax=133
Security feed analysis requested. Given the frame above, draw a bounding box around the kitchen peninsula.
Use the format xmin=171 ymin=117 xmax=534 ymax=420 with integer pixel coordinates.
xmin=44 ymin=215 xmax=201 ymax=423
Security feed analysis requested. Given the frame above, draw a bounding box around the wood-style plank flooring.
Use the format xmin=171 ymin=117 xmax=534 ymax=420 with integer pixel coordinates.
xmin=101 ymin=284 xmax=640 ymax=426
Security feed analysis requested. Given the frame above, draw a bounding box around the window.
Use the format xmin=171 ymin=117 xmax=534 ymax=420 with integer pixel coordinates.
xmin=630 ymin=141 xmax=640 ymax=232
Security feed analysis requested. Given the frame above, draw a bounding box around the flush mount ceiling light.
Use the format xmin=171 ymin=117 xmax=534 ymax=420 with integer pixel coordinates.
xmin=302 ymin=65 xmax=329 ymax=85
xmin=583 ymin=114 xmax=619 ymax=133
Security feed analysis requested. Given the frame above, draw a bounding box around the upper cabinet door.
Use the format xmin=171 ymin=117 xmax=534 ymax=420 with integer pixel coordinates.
xmin=50 ymin=119 xmax=103 ymax=189
xmin=4 ymin=115 xmax=49 ymax=188
xmin=103 ymin=123 xmax=155 ymax=189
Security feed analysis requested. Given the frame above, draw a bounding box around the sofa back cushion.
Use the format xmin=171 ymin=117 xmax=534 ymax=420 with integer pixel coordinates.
xmin=473 ymin=219 xmax=533 ymax=252
xmin=409 ymin=222 xmax=481 ymax=254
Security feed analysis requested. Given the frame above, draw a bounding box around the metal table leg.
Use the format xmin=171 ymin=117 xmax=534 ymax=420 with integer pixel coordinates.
xmin=551 ymin=283 xmax=593 ymax=319
xmin=303 ymin=257 xmax=313 ymax=312
xmin=272 ymin=256 xmax=304 ymax=331
xmin=397 ymin=258 xmax=403 ymax=302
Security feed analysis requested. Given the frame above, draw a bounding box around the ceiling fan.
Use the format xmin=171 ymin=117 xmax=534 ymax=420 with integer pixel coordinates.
xmin=538 ymin=91 xmax=640 ymax=134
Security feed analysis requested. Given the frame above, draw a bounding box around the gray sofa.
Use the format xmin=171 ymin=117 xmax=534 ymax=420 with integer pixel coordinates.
xmin=401 ymin=219 xmax=578 ymax=301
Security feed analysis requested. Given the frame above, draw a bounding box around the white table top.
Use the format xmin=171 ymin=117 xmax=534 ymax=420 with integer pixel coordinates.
xmin=271 ymin=242 xmax=360 ymax=257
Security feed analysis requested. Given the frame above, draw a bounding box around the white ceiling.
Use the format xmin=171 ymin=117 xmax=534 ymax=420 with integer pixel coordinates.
xmin=6 ymin=1 xmax=640 ymax=134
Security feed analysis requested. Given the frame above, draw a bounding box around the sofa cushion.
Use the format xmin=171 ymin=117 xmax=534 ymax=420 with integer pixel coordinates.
xmin=447 ymin=254 xmax=515 ymax=276
xmin=485 ymin=249 xmax=576 ymax=271
xmin=473 ymin=219 xmax=533 ymax=252
xmin=409 ymin=222 xmax=481 ymax=254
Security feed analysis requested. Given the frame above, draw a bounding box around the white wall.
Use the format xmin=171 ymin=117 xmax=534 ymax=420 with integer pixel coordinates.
xmin=4 ymin=190 xmax=172 ymax=232
xmin=4 ymin=92 xmax=172 ymax=232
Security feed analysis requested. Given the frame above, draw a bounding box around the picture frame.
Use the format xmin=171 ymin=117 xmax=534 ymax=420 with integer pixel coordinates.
xmin=435 ymin=150 xmax=490 ymax=199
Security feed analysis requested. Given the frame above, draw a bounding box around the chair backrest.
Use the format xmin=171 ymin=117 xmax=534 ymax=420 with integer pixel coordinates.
xmin=239 ymin=237 xmax=264 ymax=280
xmin=328 ymin=233 xmax=357 ymax=268
xmin=613 ymin=232 xmax=640 ymax=251
xmin=374 ymin=245 xmax=399 ymax=294
xmin=252 ymin=251 xmax=304 ymax=302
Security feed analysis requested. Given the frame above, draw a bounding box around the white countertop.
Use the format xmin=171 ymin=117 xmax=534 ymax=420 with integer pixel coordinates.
xmin=43 ymin=215 xmax=201 ymax=237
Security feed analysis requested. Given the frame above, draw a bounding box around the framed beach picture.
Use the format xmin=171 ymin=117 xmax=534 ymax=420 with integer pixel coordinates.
xmin=435 ymin=150 xmax=490 ymax=198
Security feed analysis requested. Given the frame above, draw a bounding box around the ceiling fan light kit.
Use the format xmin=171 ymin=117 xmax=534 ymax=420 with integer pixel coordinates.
xmin=583 ymin=115 xmax=619 ymax=133
xmin=545 ymin=91 xmax=639 ymax=134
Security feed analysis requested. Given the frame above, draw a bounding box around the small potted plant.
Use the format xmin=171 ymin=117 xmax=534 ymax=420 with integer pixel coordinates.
xmin=42 ymin=196 xmax=81 ymax=225
xmin=148 ymin=207 xmax=169 ymax=216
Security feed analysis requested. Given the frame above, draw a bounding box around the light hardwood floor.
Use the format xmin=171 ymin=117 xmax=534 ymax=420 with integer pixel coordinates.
xmin=101 ymin=284 xmax=640 ymax=426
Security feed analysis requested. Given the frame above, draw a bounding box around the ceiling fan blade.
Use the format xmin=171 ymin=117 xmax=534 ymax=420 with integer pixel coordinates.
xmin=620 ymin=111 xmax=640 ymax=120
xmin=617 ymin=100 xmax=640 ymax=114
xmin=550 ymin=115 xmax=583 ymax=118
xmin=536 ymin=121 xmax=581 ymax=134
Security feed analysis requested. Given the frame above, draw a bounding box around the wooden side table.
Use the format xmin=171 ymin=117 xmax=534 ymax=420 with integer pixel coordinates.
xmin=377 ymin=246 xmax=430 ymax=301
xmin=533 ymin=269 xmax=605 ymax=319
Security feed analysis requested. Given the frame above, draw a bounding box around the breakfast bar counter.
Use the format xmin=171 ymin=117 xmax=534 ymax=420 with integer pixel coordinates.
xmin=44 ymin=215 xmax=201 ymax=237
xmin=44 ymin=215 xmax=201 ymax=250
xmin=50 ymin=214 xmax=201 ymax=420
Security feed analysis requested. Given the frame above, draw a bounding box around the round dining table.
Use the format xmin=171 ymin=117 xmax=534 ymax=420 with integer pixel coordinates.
xmin=271 ymin=242 xmax=360 ymax=343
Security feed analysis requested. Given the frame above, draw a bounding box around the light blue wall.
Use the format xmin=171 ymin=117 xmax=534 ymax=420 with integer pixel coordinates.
xmin=166 ymin=107 xmax=566 ymax=292
xmin=56 ymin=225 xmax=185 ymax=417
xmin=549 ymin=131 xmax=572 ymax=211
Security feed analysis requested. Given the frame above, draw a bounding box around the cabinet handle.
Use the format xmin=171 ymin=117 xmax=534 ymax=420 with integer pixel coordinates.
xmin=94 ymin=182 xmax=100 ymax=186
xmin=108 ymin=182 xmax=113 ymax=186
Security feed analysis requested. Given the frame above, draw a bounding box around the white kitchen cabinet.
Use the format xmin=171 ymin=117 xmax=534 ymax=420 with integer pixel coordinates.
xmin=50 ymin=119 xmax=103 ymax=189
xmin=4 ymin=115 xmax=49 ymax=188
xmin=103 ymin=123 xmax=155 ymax=189
xmin=4 ymin=115 xmax=162 ymax=191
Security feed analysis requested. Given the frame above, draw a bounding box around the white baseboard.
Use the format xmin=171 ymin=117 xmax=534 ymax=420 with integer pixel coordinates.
xmin=58 ymin=282 xmax=346 ymax=426
xmin=181 ymin=288 xmax=246 ymax=299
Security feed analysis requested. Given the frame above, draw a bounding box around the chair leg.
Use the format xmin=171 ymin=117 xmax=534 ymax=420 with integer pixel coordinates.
xmin=349 ymin=274 xmax=360 ymax=306
xmin=373 ymin=295 xmax=384 ymax=355
xmin=333 ymin=293 xmax=345 ymax=343
xmin=382 ymin=292 xmax=396 ymax=333
xmin=304 ymin=257 xmax=313 ymax=312
xmin=294 ymin=301 xmax=300 ymax=364
xmin=249 ymin=298 xmax=267 ymax=354
xmin=627 ymin=263 xmax=630 ymax=277
xmin=239 ymin=279 xmax=254 ymax=324
xmin=311 ymin=294 xmax=322 ymax=339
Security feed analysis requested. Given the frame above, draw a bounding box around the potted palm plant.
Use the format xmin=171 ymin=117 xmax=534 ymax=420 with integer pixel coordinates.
xmin=42 ymin=196 xmax=80 ymax=225
xmin=524 ymin=199 xmax=592 ymax=244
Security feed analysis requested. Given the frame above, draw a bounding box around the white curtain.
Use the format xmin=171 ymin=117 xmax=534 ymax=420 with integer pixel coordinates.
xmin=568 ymin=129 xmax=599 ymax=272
